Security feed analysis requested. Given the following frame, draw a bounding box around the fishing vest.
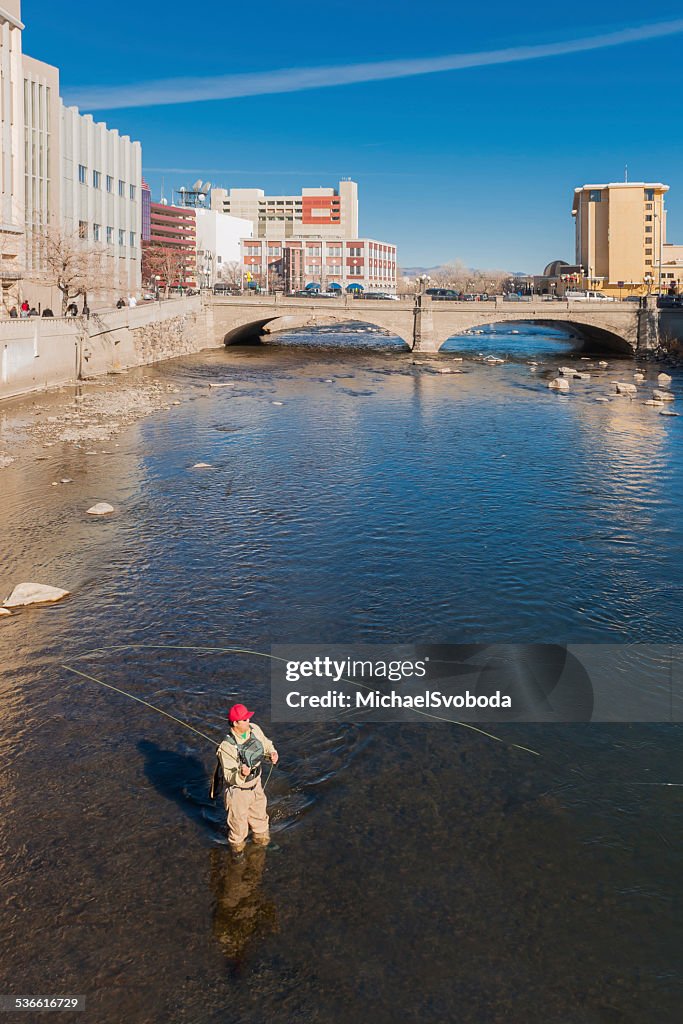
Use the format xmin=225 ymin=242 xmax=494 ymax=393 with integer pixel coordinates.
xmin=223 ymin=729 xmax=265 ymax=783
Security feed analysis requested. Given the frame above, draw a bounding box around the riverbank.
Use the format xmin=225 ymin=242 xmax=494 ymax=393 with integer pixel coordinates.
xmin=0 ymin=372 xmax=184 ymax=471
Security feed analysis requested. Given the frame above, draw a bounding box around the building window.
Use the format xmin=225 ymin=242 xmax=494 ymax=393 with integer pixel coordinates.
xmin=129 ymin=184 xmax=136 ymax=201
xmin=348 ymin=246 xmax=362 ymax=257
xmin=267 ymin=245 xmax=281 ymax=256
xmin=106 ymin=226 xmax=113 ymax=244
xmin=106 ymin=175 xmax=113 ymax=193
xmin=306 ymin=246 xmax=322 ymax=256
xmin=645 ymin=215 xmax=653 ymax=222
xmin=118 ymin=180 xmax=125 ymax=197
xmin=588 ymin=189 xmax=602 ymax=202
xmin=645 ymin=249 xmax=653 ymax=255
xmin=78 ymin=164 xmax=87 ymax=184
xmin=78 ymin=220 xmax=88 ymax=239
xmin=93 ymin=223 xmax=101 ymax=242
xmin=645 ymin=189 xmax=655 ymax=201
xmin=645 ymin=260 xmax=653 ymax=265
xmin=118 ymin=229 xmax=125 ymax=246
xmin=129 ymin=231 xmax=135 ymax=248
xmin=93 ymin=170 xmax=101 ymax=189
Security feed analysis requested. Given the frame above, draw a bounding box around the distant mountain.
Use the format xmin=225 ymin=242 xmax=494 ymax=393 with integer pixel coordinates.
xmin=399 ymin=266 xmax=438 ymax=277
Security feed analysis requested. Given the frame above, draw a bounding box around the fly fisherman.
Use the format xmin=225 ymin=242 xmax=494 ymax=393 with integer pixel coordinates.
xmin=216 ymin=703 xmax=279 ymax=855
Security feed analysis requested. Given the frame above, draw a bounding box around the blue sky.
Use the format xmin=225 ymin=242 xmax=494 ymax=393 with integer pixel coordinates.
xmin=21 ymin=1 xmax=683 ymax=272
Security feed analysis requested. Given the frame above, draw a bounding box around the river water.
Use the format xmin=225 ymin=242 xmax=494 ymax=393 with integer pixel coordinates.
xmin=0 ymin=323 xmax=681 ymax=1023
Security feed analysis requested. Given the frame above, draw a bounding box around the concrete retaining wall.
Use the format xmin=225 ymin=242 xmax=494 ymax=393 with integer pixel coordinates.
xmin=0 ymin=297 xmax=215 ymax=402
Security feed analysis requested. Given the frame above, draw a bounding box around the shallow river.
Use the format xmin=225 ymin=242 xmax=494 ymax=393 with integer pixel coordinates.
xmin=0 ymin=323 xmax=681 ymax=1023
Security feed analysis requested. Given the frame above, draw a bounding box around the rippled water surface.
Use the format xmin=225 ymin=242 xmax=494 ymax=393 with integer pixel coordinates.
xmin=1 ymin=324 xmax=681 ymax=1023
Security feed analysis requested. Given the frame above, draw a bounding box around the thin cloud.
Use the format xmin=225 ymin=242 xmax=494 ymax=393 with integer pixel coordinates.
xmin=66 ymin=20 xmax=683 ymax=111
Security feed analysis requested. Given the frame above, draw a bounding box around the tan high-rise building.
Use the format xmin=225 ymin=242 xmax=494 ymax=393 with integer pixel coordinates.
xmin=572 ymin=182 xmax=669 ymax=293
xmin=211 ymin=179 xmax=358 ymax=239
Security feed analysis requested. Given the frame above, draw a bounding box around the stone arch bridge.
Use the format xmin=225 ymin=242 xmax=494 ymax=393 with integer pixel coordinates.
xmin=208 ymin=294 xmax=663 ymax=354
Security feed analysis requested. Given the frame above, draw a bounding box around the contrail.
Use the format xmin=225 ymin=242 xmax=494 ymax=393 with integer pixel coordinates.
xmin=66 ymin=20 xmax=683 ymax=111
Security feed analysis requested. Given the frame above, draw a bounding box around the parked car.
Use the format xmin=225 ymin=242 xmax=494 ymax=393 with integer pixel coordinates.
xmin=425 ymin=288 xmax=459 ymax=300
xmin=565 ymin=290 xmax=615 ymax=301
xmin=363 ymin=292 xmax=400 ymax=301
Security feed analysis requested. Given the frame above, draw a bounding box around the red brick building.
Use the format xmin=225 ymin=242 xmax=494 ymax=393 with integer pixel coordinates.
xmin=142 ymin=202 xmax=197 ymax=289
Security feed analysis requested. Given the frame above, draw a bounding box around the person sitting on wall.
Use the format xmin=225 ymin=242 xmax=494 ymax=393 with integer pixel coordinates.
xmin=67 ymin=302 xmax=78 ymax=316
xmin=42 ymin=308 xmax=54 ymax=317
xmin=116 ymin=297 xmax=126 ymax=309
xmin=28 ymin=307 xmax=38 ymax=316
xmin=9 ymin=306 xmax=18 ymax=318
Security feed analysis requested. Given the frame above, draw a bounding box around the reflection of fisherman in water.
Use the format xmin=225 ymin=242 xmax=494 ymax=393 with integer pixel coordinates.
xmin=210 ymin=845 xmax=278 ymax=966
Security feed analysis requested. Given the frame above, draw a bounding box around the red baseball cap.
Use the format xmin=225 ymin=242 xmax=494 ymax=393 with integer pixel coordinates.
xmin=229 ymin=703 xmax=254 ymax=723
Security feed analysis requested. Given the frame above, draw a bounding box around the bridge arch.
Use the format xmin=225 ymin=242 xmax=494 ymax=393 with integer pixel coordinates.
xmin=222 ymin=312 xmax=411 ymax=349
xmin=435 ymin=317 xmax=635 ymax=355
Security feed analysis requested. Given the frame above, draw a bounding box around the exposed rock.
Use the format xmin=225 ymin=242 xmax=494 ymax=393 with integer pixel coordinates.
xmin=659 ymin=409 xmax=679 ymax=416
xmin=60 ymin=479 xmax=73 ymax=484
xmin=615 ymin=382 xmax=637 ymax=395
xmin=3 ymin=583 xmax=70 ymax=608
xmin=86 ymin=502 xmax=115 ymax=515
xmin=644 ymin=400 xmax=661 ymax=406
xmin=573 ymin=372 xmax=590 ymax=380
xmin=272 ymin=400 xmax=284 ymax=405
xmin=192 ymin=462 xmax=212 ymax=468
xmin=0 ymin=455 xmax=16 ymax=469
xmin=437 ymin=368 xmax=452 ymax=374
xmin=657 ymin=373 xmax=672 ymax=386
xmin=548 ymin=378 xmax=570 ymax=391
xmin=652 ymin=389 xmax=675 ymax=402
xmin=595 ymin=397 xmax=610 ymax=402
xmin=633 ymin=373 xmax=645 ymax=382
xmin=0 ymin=607 xmax=11 ymax=617
xmin=598 ymin=361 xmax=609 ymax=368
xmin=208 ymin=382 xmax=236 ymax=388
xmin=558 ymin=366 xmax=575 ymax=376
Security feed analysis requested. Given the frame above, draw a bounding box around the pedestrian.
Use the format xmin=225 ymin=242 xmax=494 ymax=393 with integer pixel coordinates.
xmin=9 ymin=306 xmax=17 ymax=318
xmin=116 ymin=297 xmax=125 ymax=309
xmin=215 ymin=703 xmax=279 ymax=856
xmin=128 ymin=294 xmax=137 ymax=308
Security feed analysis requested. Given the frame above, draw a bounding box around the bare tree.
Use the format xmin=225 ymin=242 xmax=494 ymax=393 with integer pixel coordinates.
xmin=142 ymin=244 xmax=188 ymax=298
xmin=217 ymin=260 xmax=243 ymax=289
xmin=31 ymin=227 xmax=107 ymax=314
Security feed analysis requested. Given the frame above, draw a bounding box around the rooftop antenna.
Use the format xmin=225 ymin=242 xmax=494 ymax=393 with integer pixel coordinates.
xmin=160 ymin=176 xmax=165 ymax=202
xmin=625 ymin=164 xmax=628 ymax=183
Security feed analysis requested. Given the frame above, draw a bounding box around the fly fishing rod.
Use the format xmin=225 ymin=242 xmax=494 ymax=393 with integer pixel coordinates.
xmin=61 ymin=664 xmax=276 ymax=789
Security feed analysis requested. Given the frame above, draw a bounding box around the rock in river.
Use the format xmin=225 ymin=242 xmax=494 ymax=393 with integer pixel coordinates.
xmin=3 ymin=583 xmax=70 ymax=607
xmin=86 ymin=502 xmax=115 ymax=515
xmin=548 ymin=378 xmax=569 ymax=391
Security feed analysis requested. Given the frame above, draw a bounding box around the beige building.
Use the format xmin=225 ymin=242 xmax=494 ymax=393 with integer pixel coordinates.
xmin=1 ymin=0 xmax=141 ymax=311
xmin=0 ymin=0 xmax=25 ymax=301
xmin=22 ymin=53 xmax=60 ymax=280
xmin=61 ymin=104 xmax=141 ymax=305
xmin=211 ymin=179 xmax=358 ymax=239
xmin=572 ymin=182 xmax=669 ymax=295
